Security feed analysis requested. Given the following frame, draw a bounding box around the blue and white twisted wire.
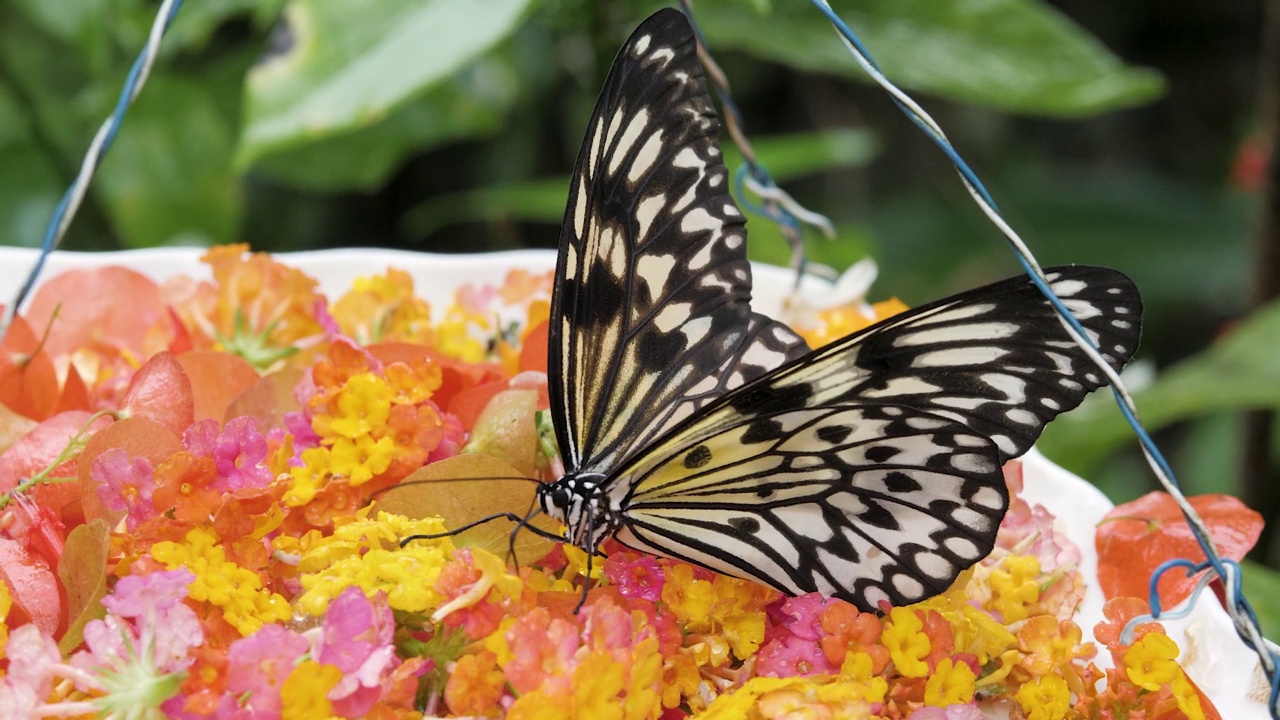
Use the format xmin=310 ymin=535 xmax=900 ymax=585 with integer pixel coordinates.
xmin=805 ymin=0 xmax=1280 ymax=713
xmin=0 ymin=0 xmax=185 ymax=342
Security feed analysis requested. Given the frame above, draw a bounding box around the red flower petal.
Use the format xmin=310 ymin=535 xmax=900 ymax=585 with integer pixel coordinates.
xmin=1097 ymin=492 xmax=1263 ymax=606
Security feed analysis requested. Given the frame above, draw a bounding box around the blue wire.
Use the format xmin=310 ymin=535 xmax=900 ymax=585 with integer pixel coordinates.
xmin=808 ymin=1 xmax=999 ymax=212
xmin=800 ymin=1 xmax=1280 ymax=713
xmin=5 ymin=0 xmax=184 ymax=326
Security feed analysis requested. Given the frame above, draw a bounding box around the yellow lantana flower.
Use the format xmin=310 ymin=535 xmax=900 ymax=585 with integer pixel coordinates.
xmin=1124 ymin=632 xmax=1180 ymax=691
xmin=925 ymin=657 xmax=976 ymax=707
xmin=881 ymin=607 xmax=930 ymax=678
xmin=1014 ymin=674 xmax=1070 ymax=720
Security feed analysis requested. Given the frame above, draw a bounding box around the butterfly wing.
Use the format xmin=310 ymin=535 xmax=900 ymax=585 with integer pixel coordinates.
xmin=548 ymin=9 xmax=808 ymax=476
xmin=605 ymin=266 xmax=1141 ymax=610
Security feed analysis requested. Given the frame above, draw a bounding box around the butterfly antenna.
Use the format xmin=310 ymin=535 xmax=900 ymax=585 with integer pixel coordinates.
xmin=369 ymin=474 xmax=541 ymax=502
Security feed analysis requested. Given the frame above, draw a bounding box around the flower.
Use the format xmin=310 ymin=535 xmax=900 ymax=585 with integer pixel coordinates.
xmin=222 ymin=624 xmax=309 ymax=716
xmin=311 ymin=586 xmax=404 ymax=717
xmin=882 ymin=607 xmax=930 ymax=678
xmin=924 ymin=657 xmax=976 ymax=707
xmin=149 ymin=527 xmax=291 ymax=635
xmin=293 ymin=511 xmax=452 ymax=615
xmin=1014 ymin=674 xmax=1071 ymax=720
xmin=444 ymin=650 xmax=505 ymax=716
xmin=67 ymin=570 xmax=203 ymax=718
xmin=1123 ymin=631 xmax=1180 ymax=691
xmin=212 ymin=416 xmax=275 ymax=490
xmin=93 ymin=448 xmax=158 ymax=529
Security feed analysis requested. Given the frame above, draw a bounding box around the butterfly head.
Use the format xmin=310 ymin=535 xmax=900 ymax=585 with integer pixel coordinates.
xmin=537 ymin=472 xmax=614 ymax=549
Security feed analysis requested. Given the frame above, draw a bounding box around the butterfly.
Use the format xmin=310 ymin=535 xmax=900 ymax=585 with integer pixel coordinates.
xmin=532 ymin=8 xmax=1142 ymax=613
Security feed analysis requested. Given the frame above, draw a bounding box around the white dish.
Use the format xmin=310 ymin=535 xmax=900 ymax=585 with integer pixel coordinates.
xmin=0 ymin=245 xmax=1268 ymax=717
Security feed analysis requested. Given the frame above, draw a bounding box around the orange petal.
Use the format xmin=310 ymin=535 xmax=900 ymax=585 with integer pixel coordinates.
xmin=121 ymin=352 xmax=195 ymax=435
xmin=176 ymin=350 xmax=259 ymax=423
xmin=1097 ymin=492 xmax=1264 ymax=605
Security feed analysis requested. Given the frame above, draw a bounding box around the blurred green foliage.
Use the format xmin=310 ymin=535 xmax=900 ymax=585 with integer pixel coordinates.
xmin=0 ymin=0 xmax=1169 ymax=252
xmin=1 ymin=0 xmax=1273 ymax=567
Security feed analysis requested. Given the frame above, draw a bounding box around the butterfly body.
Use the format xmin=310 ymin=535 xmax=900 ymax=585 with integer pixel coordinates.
xmin=537 ymin=9 xmax=1143 ymax=613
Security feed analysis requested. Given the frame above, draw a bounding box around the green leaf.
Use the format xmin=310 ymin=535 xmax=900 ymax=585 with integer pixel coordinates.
xmin=1242 ymin=560 xmax=1280 ymax=643
xmin=237 ymin=0 xmax=538 ymax=166
xmin=252 ymin=57 xmax=518 ymax=191
xmin=0 ymin=82 xmax=62 ymax=248
xmin=692 ymin=0 xmax=1165 ymax=116
xmin=398 ymin=128 xmax=875 ymax=238
xmin=95 ymin=72 xmax=244 ymax=247
xmin=1038 ymin=297 xmax=1280 ymax=475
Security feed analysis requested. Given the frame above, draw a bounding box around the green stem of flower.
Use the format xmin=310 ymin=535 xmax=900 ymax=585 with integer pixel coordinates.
xmin=0 ymin=409 xmax=112 ymax=510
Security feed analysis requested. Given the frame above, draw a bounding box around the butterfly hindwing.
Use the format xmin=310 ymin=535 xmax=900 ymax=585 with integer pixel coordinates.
xmin=549 ymin=9 xmax=807 ymax=475
xmin=611 ymin=404 xmax=1006 ymax=609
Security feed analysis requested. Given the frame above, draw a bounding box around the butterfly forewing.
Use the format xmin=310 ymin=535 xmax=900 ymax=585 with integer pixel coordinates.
xmin=731 ymin=266 xmax=1142 ymax=461
xmin=549 ymin=9 xmax=807 ymax=475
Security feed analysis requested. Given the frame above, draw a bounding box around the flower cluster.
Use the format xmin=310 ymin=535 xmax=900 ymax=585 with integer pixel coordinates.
xmin=0 ymin=246 xmax=1226 ymax=718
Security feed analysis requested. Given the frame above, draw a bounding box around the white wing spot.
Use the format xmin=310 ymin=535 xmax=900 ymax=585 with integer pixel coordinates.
xmin=990 ymin=434 xmax=1016 ymax=455
xmin=654 ymin=303 xmax=692 ymax=332
xmin=913 ymin=347 xmax=1010 ymax=367
xmin=608 ymin=109 xmax=650 ymax=177
xmin=572 ymin=175 xmax=587 ymax=239
xmin=627 ymin=130 xmax=664 ymax=183
xmin=682 ymin=316 xmax=713 ymax=345
xmin=892 ymin=574 xmax=925 ymax=599
xmin=1050 ymin=279 xmax=1087 ymax=296
xmin=564 ymin=243 xmax=578 ymax=281
xmin=635 ymin=193 xmax=666 ymax=243
xmin=636 ymin=254 xmax=675 ymax=300
xmin=634 ymin=34 xmax=651 ymax=54
xmin=1112 ymin=319 xmax=1132 ymax=329
xmin=945 ymin=536 xmax=981 ymax=559
xmin=950 ymin=453 xmax=992 ymax=473
xmin=912 ymin=552 xmax=954 ymax=579
xmin=673 ymin=147 xmax=704 ymax=169
xmin=1040 ymin=397 xmax=1061 ymax=410
xmin=905 ymin=416 xmax=947 ymax=430
xmin=650 ymin=47 xmax=675 ymax=64
xmin=895 ymin=323 xmax=1017 ymax=347
xmin=972 ymin=486 xmax=1004 ymax=511
xmin=1005 ymin=408 xmax=1038 ymax=426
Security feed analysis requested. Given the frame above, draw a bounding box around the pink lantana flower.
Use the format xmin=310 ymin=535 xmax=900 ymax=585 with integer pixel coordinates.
xmin=182 ymin=418 xmax=221 ymax=458
xmin=309 ymin=586 xmax=403 ymax=717
xmin=0 ymin=625 xmax=65 ymax=717
xmin=92 ymin=448 xmax=158 ymax=529
xmin=907 ymin=704 xmax=987 ymax=720
xmin=603 ymin=552 xmax=665 ymax=602
xmin=67 ymin=569 xmax=203 ymax=717
xmin=224 ymin=624 xmax=310 ymax=716
xmin=756 ymin=595 xmax=839 ymax=677
xmin=504 ymin=608 xmax=582 ymax=696
xmin=213 ymin=416 xmax=275 ymax=490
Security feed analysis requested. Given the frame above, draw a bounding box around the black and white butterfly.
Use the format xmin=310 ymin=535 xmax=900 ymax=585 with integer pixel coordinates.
xmin=533 ymin=8 xmax=1141 ymax=613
